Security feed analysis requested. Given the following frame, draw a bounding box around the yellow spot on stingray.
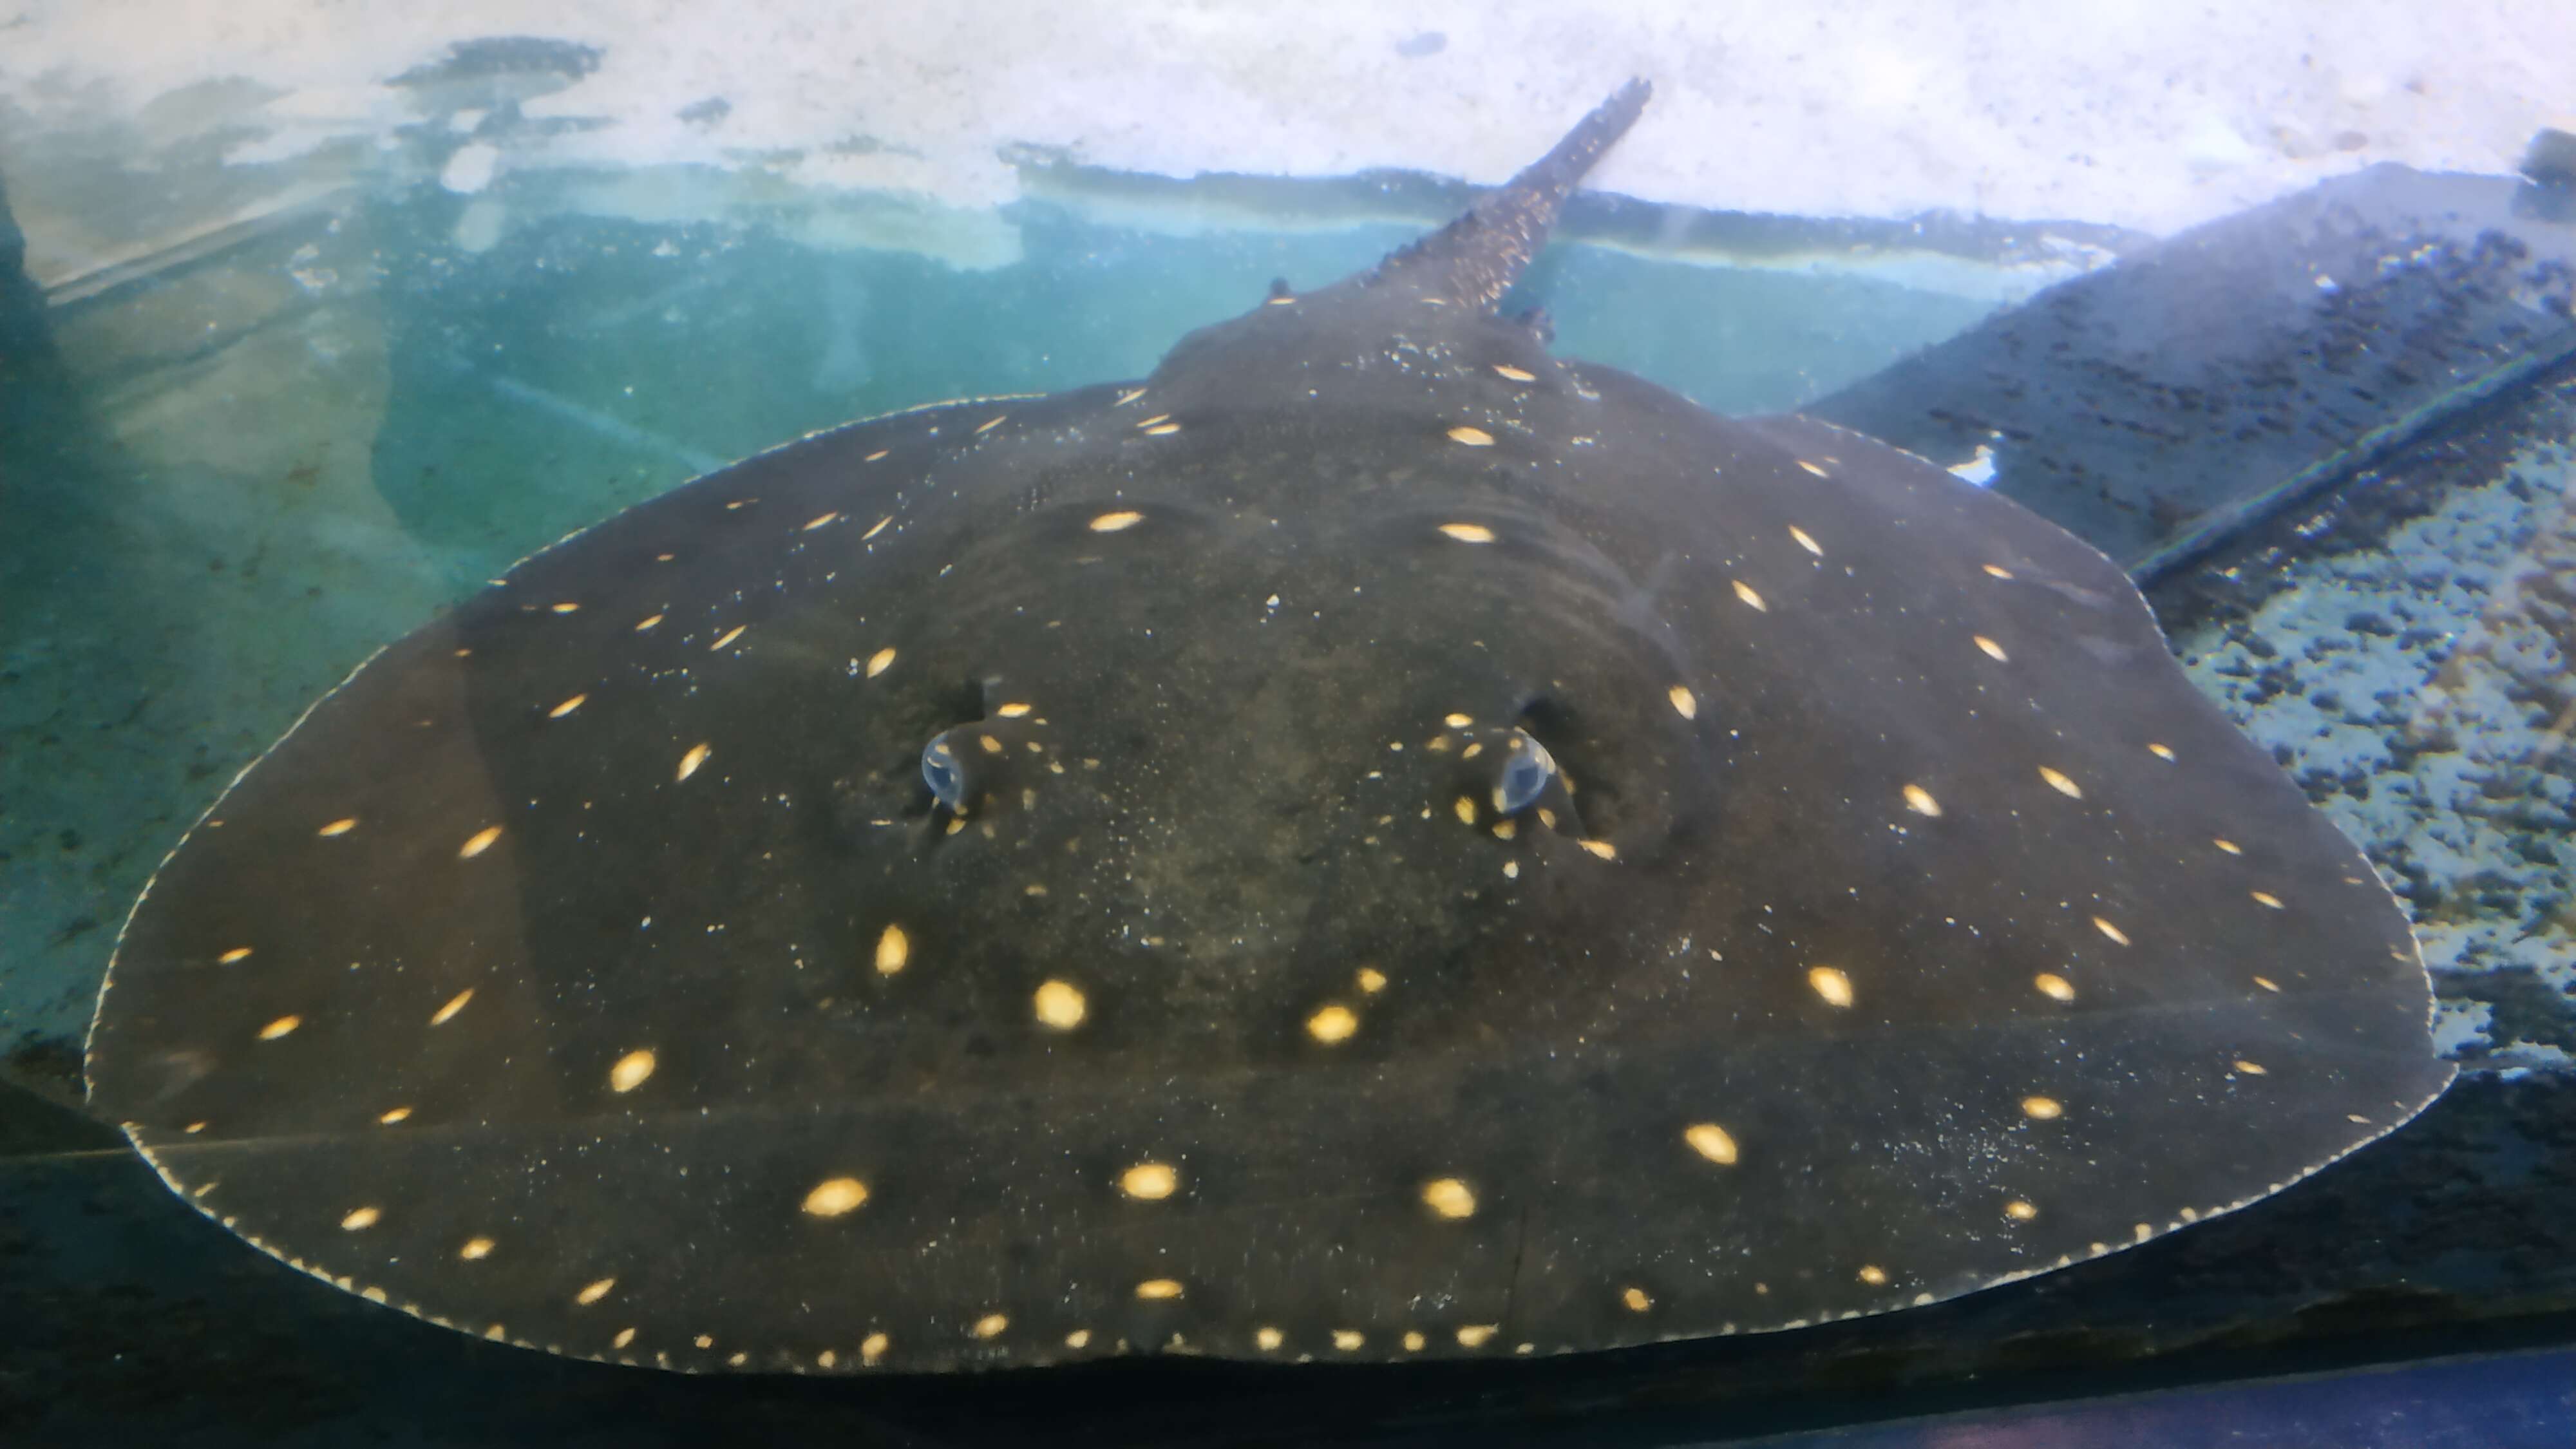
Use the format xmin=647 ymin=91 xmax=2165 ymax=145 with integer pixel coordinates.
xmin=430 ymin=989 xmax=474 ymax=1026
xmin=341 ymin=1206 xmax=381 ymax=1231
xmin=972 ymin=1313 xmax=1009 ymax=1340
xmin=318 ymin=817 xmax=357 ymax=837
xmin=2005 ymin=1198 xmax=2038 ymax=1221
xmin=1064 ymin=1329 xmax=1091 ymax=1349
xmin=2214 ymin=838 xmax=2242 ymax=855
xmin=379 ymin=1106 xmax=412 ymax=1124
xmin=875 ymin=925 xmax=909 ymax=976
xmin=862 ymin=1332 xmax=889 ymax=1363
xmin=2092 ymin=916 xmax=2130 ymax=946
xmin=1493 ymin=364 xmax=1536 ymax=381
xmin=2022 ymin=1095 xmax=2064 ymax=1121
xmin=694 ymin=1335 xmax=714 ymax=1350
xmin=1136 ymin=1278 xmax=1183 ymax=1300
xmin=609 ymin=1050 xmax=657 ymax=1093
xmin=459 ymin=1236 xmax=495 ymax=1260
xmin=616 ymin=1329 xmax=638 ymax=1350
xmin=258 ymin=1015 xmax=300 ymax=1040
xmin=459 ymin=826 xmax=504 ymax=858
xmin=1789 ymin=525 xmax=1822 ymax=554
xmin=1421 ymin=1177 xmax=1477 ymax=1219
xmin=978 ymin=734 xmax=1004 ymax=755
xmin=2038 ymin=766 xmax=2082 ymax=798
xmin=1685 ymin=1122 xmax=1739 ymax=1164
xmin=1857 ymin=1265 xmax=1888 ymax=1286
xmin=1491 ymin=819 xmax=1516 ymax=840
xmin=804 ymin=511 xmax=840 ymax=531
xmin=1903 ymin=784 xmax=1941 ymax=817
xmin=1142 ymin=422 xmax=1181 ymax=436
xmin=862 ymin=516 xmax=891 ymax=540
xmin=2148 ymin=743 xmax=2177 ymax=761
xmin=551 ymin=601 xmax=580 ymax=614
xmin=1448 ymin=425 xmax=1495 ymax=446
xmin=1033 ymin=979 xmax=1086 ymax=1029
xmin=710 ymin=625 xmax=746 ymax=652
xmin=1453 ymin=795 xmax=1477 ymax=825
xmin=1115 ymin=388 xmax=1146 ymax=406
xmin=218 ymin=947 xmax=253 ymax=965
xmin=864 ymin=448 xmax=890 ymax=462
xmin=1983 ymin=564 xmax=2014 ymax=579
xmin=1332 ymin=1329 xmax=1365 ymax=1352
xmin=975 ymin=415 xmax=1007 ymax=435
xmin=1403 ymin=1331 xmax=1426 ymax=1352
xmin=1457 ymin=1324 xmax=1498 ymax=1347
xmin=1797 ymin=459 xmax=1830 ymax=477
xmin=1669 ymin=685 xmax=1698 ymax=719
xmin=1974 ymin=635 xmax=2008 ymax=661
xmin=1307 ymin=1003 xmax=1358 ymax=1044
xmin=866 ymin=647 xmax=897 ymax=677
xmin=1732 ymin=580 xmax=1766 ymax=611
xmin=1437 ymin=522 xmax=1495 ymax=544
xmin=1578 ymin=838 xmax=1618 ymax=861
xmin=1621 ymin=1287 xmax=1652 ymax=1312
xmin=2235 ymin=1059 xmax=2268 ymax=1075
xmin=2251 ymin=891 xmax=2284 ymax=909
xmin=1135 ymin=413 xmax=1170 ymax=428
xmin=576 ymin=1278 xmax=615 ymax=1306
xmin=996 ymin=702 xmax=1033 ymax=718
xmin=1120 ymin=1162 xmax=1177 ymax=1200
xmin=2253 ymin=975 xmax=2281 ymax=993
xmin=549 ymin=694 xmax=587 ymax=718
xmin=2034 ymin=973 xmax=2076 ymax=1002
xmin=636 ymin=614 xmax=663 ymax=632
xmin=1444 ymin=712 xmax=1474 ymax=728
xmin=1089 ymin=510 xmax=1145 ymax=533
xmin=676 ymin=743 xmax=711 ymax=781
xmin=802 ymin=1177 xmax=869 ymax=1217
xmin=1356 ymin=967 xmax=1387 ymax=994
xmin=1807 ymin=965 xmax=1854 ymax=1008
xmin=1256 ymin=1327 xmax=1285 ymax=1350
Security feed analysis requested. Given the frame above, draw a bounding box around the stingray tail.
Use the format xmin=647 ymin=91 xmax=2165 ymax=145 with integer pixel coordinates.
xmin=1370 ymin=78 xmax=1651 ymax=312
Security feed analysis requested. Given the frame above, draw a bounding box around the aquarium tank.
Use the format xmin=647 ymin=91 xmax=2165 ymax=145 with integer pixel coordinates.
xmin=2 ymin=5 xmax=2571 ymax=1446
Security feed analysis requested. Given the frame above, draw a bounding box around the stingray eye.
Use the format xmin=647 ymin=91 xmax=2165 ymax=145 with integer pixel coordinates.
xmin=920 ymin=737 xmax=968 ymax=812
xmin=1496 ymin=733 xmax=1558 ymax=815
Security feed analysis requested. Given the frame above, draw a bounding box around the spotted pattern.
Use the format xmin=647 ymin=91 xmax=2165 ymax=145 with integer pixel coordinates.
xmin=80 ymin=82 xmax=2447 ymax=1380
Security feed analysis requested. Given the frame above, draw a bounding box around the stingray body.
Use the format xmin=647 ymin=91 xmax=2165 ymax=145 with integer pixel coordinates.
xmin=87 ymin=82 xmax=2450 ymax=1374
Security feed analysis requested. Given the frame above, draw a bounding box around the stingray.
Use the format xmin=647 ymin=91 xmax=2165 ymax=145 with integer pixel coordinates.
xmin=86 ymin=80 xmax=2452 ymax=1374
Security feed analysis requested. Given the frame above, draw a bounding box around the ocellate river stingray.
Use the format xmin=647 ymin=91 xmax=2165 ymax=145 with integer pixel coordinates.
xmin=86 ymin=80 xmax=2452 ymax=1374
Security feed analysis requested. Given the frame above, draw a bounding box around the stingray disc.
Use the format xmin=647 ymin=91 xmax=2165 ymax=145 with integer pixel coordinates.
xmin=87 ymin=80 xmax=2450 ymax=1374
